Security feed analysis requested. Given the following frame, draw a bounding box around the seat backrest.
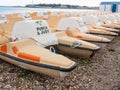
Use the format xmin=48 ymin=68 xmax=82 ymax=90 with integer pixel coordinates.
xmin=11 ymin=20 xmax=58 ymax=47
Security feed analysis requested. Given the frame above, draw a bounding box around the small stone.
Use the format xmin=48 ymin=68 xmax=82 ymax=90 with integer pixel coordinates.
xmin=34 ymin=80 xmax=39 ymax=85
xmin=97 ymin=78 xmax=101 ymax=82
xmin=0 ymin=76 xmax=4 ymax=82
xmin=4 ymin=84 xmax=12 ymax=89
xmin=0 ymin=83 xmax=2 ymax=88
xmin=39 ymin=86 xmax=45 ymax=90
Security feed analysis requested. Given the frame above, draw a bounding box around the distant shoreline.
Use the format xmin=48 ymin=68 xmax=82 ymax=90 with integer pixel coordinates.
xmin=25 ymin=3 xmax=99 ymax=10
xmin=0 ymin=6 xmax=99 ymax=10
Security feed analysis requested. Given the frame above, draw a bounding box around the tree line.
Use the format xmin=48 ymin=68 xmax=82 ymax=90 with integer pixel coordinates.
xmin=26 ymin=3 xmax=99 ymax=9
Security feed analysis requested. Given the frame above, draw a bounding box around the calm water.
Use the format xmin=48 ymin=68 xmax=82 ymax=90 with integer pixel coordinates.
xmin=0 ymin=6 xmax=97 ymax=14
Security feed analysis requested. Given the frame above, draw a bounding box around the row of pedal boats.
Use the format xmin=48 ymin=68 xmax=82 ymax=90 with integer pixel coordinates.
xmin=0 ymin=11 xmax=120 ymax=78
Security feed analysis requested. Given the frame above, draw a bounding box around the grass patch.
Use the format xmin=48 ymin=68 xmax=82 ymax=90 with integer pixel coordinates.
xmin=18 ymin=69 xmax=30 ymax=78
xmin=117 ymin=70 xmax=120 ymax=76
xmin=108 ymin=48 xmax=115 ymax=52
xmin=116 ymin=85 xmax=120 ymax=90
xmin=0 ymin=66 xmax=8 ymax=73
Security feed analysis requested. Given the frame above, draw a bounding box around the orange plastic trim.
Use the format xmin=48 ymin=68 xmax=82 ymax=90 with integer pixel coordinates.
xmin=43 ymin=18 xmax=47 ymax=20
xmin=18 ymin=52 xmax=40 ymax=62
xmin=12 ymin=46 xmax=19 ymax=54
xmin=0 ymin=44 xmax=7 ymax=53
xmin=103 ymin=21 xmax=106 ymax=24
xmin=77 ymin=35 xmax=82 ymax=38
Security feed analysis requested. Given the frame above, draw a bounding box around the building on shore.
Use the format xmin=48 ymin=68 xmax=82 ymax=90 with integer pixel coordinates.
xmin=100 ymin=2 xmax=120 ymax=12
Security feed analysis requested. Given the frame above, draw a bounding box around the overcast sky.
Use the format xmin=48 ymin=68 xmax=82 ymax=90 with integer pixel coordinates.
xmin=0 ymin=0 xmax=120 ymax=7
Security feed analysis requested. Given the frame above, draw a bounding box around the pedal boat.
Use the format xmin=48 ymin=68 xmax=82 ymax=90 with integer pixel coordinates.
xmin=54 ymin=31 xmax=100 ymax=57
xmin=0 ymin=38 xmax=77 ymax=78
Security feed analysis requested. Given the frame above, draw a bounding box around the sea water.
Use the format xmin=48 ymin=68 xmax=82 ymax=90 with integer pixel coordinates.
xmin=0 ymin=6 xmax=97 ymax=14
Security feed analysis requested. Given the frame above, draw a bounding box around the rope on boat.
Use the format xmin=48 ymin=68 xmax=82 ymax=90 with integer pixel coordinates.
xmin=31 ymin=38 xmax=56 ymax=53
xmin=49 ymin=46 xmax=56 ymax=53
xmin=71 ymin=41 xmax=82 ymax=48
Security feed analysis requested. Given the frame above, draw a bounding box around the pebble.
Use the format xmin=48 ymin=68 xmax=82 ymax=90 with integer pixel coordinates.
xmin=4 ymin=84 xmax=12 ymax=89
xmin=0 ymin=76 xmax=4 ymax=82
xmin=39 ymin=86 xmax=46 ymax=90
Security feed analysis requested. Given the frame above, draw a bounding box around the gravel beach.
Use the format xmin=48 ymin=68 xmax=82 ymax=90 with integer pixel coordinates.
xmin=0 ymin=36 xmax=120 ymax=90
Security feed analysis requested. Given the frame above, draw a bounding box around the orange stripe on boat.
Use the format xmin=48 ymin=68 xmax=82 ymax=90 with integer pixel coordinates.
xmin=102 ymin=21 xmax=106 ymax=24
xmin=0 ymin=44 xmax=7 ymax=53
xmin=18 ymin=52 xmax=40 ymax=62
xmin=77 ymin=36 xmax=82 ymax=38
xmin=43 ymin=18 xmax=47 ymax=20
xmin=12 ymin=46 xmax=19 ymax=54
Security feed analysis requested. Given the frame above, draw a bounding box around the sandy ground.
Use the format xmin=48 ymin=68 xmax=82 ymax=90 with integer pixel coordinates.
xmin=0 ymin=36 xmax=120 ymax=90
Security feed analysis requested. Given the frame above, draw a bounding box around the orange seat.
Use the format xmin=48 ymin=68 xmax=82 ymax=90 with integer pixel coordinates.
xmin=18 ymin=52 xmax=40 ymax=62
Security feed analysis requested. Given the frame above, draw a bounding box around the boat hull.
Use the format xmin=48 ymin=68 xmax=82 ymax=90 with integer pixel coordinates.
xmin=82 ymin=40 xmax=109 ymax=48
xmin=55 ymin=44 xmax=96 ymax=58
xmin=0 ymin=52 xmax=76 ymax=78
xmin=90 ymin=33 xmax=116 ymax=41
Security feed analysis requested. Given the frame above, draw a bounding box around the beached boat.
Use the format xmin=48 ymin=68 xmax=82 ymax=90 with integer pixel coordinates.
xmin=0 ymin=13 xmax=26 ymax=37
xmin=0 ymin=15 xmax=10 ymax=37
xmin=54 ymin=31 xmax=100 ymax=57
xmin=0 ymin=17 xmax=78 ymax=78
xmin=0 ymin=38 xmax=77 ymax=78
